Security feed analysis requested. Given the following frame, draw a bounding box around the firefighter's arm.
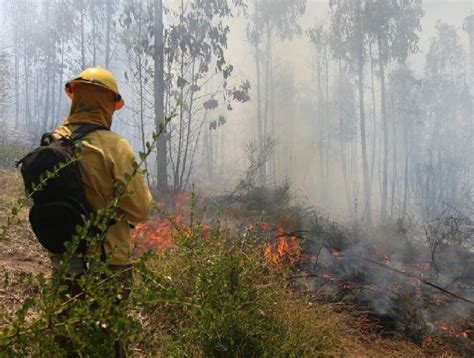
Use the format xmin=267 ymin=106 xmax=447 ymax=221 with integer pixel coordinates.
xmin=111 ymin=138 xmax=152 ymax=223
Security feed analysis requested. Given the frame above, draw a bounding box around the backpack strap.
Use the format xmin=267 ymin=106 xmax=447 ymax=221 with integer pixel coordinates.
xmin=71 ymin=124 xmax=109 ymax=141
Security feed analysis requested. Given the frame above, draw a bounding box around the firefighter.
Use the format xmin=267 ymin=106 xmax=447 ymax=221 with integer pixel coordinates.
xmin=53 ymin=66 xmax=152 ymax=357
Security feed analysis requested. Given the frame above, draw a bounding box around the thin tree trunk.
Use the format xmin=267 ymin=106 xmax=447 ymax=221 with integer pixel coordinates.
xmin=316 ymin=54 xmax=324 ymax=201
xmin=254 ymin=0 xmax=264 ymax=185
xmin=14 ymin=31 xmax=19 ymax=127
xmin=92 ymin=11 xmax=97 ymax=66
xmin=338 ymin=62 xmax=352 ymax=217
xmin=154 ymin=0 xmax=168 ymax=192
xmin=324 ymin=45 xmax=330 ymax=202
xmin=174 ymin=50 xmax=185 ymax=189
xmin=42 ymin=58 xmax=51 ymax=130
xmin=358 ymin=51 xmax=371 ymax=225
xmin=137 ymin=12 xmax=151 ymax=189
xmin=390 ymin=106 xmax=397 ymax=218
xmin=180 ymin=60 xmax=197 ymax=188
xmin=80 ymin=9 xmax=86 ymax=68
xmin=369 ymin=43 xmax=377 ymax=190
xmin=269 ymin=42 xmax=276 ymax=180
xmin=379 ymin=37 xmax=388 ymax=223
xmin=56 ymin=40 xmax=64 ymax=121
xmin=105 ymin=0 xmax=112 ymax=68
xmin=23 ymin=53 xmax=31 ymax=126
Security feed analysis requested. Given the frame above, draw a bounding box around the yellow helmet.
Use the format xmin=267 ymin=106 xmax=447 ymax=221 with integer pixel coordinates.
xmin=65 ymin=66 xmax=125 ymax=110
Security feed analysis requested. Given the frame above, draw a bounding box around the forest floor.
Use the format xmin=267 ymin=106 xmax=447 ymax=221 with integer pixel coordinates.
xmin=0 ymin=169 xmax=467 ymax=357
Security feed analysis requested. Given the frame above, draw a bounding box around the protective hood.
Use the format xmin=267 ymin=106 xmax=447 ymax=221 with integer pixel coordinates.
xmin=64 ymin=83 xmax=116 ymax=128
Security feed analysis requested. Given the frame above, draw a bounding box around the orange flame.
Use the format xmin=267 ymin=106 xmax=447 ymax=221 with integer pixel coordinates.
xmin=263 ymin=225 xmax=302 ymax=265
xmin=132 ymin=215 xmax=182 ymax=255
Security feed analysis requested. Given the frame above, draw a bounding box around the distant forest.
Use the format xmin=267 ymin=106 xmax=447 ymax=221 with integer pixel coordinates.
xmin=1 ymin=0 xmax=474 ymax=224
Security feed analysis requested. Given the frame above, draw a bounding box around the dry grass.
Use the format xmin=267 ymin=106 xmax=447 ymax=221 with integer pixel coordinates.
xmin=0 ymin=170 xmax=49 ymax=319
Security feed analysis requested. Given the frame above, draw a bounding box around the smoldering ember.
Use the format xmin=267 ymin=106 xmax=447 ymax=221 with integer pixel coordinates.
xmin=0 ymin=0 xmax=473 ymax=357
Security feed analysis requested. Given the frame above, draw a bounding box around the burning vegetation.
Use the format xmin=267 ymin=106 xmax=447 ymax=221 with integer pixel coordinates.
xmin=132 ymin=184 xmax=473 ymax=355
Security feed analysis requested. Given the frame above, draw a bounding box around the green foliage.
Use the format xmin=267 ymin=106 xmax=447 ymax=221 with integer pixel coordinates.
xmin=0 ymin=200 xmax=346 ymax=356
xmin=133 ymin=220 xmax=345 ymax=357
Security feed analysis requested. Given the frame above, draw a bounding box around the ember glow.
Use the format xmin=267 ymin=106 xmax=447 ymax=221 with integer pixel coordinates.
xmin=330 ymin=249 xmax=343 ymax=259
xmin=434 ymin=321 xmax=471 ymax=340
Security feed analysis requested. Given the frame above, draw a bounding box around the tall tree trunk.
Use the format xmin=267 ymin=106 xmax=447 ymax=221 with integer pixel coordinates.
xmin=254 ymin=0 xmax=264 ymax=185
xmin=390 ymin=106 xmax=397 ymax=218
xmin=378 ymin=37 xmax=388 ymax=223
xmin=105 ymin=0 xmax=112 ymax=68
xmin=263 ymin=26 xmax=271 ymax=184
xmin=55 ymin=40 xmax=64 ymax=121
xmin=137 ymin=13 xmax=151 ymax=189
xmin=42 ymin=59 xmax=51 ymax=130
xmin=338 ymin=62 xmax=352 ymax=217
xmin=316 ymin=55 xmax=324 ymax=201
xmin=358 ymin=51 xmax=371 ymax=225
xmin=23 ymin=53 xmax=31 ymax=126
xmin=369 ymin=43 xmax=377 ymax=190
xmin=174 ymin=50 xmax=185 ymax=189
xmin=14 ymin=36 xmax=19 ymax=127
xmin=80 ymin=9 xmax=86 ymax=68
xmin=324 ymin=46 xmax=330 ymax=202
xmin=180 ymin=60 xmax=197 ymax=188
xmin=269 ymin=43 xmax=276 ymax=180
xmin=154 ymin=0 xmax=168 ymax=192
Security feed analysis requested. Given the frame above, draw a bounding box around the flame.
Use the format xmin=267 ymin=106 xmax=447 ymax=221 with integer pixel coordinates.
xmin=263 ymin=225 xmax=302 ymax=265
xmin=331 ymin=249 xmax=343 ymax=259
xmin=132 ymin=191 xmax=213 ymax=255
xmin=132 ymin=215 xmax=182 ymax=255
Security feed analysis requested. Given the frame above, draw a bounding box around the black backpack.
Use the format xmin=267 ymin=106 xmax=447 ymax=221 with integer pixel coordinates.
xmin=17 ymin=124 xmax=108 ymax=254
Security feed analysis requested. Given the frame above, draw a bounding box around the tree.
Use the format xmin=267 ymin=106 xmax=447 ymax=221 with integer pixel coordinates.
xmin=121 ymin=0 xmax=249 ymax=192
xmin=366 ymin=0 xmax=423 ymax=223
xmin=121 ymin=0 xmax=155 ymax=188
xmin=163 ymin=0 xmax=249 ymax=190
xmin=247 ymin=0 xmax=306 ymax=185
xmin=0 ymin=47 xmax=10 ymax=119
xmin=417 ymin=22 xmax=471 ymax=219
xmin=308 ymin=23 xmax=332 ymax=203
xmin=154 ymin=0 xmax=168 ymax=193
xmin=387 ymin=66 xmax=422 ymax=220
xmin=330 ymin=0 xmax=372 ymax=223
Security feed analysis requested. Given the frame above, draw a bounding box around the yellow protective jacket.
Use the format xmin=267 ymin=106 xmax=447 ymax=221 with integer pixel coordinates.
xmin=53 ymin=86 xmax=152 ymax=265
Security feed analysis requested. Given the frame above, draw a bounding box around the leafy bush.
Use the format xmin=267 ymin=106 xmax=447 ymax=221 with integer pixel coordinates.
xmin=135 ymin=223 xmax=346 ymax=357
xmin=0 ymin=201 xmax=346 ymax=356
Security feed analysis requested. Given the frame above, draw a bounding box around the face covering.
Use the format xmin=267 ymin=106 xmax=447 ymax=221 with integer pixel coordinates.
xmin=67 ymin=83 xmax=116 ymax=128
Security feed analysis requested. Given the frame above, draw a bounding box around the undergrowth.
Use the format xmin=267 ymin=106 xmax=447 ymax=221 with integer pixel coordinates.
xmin=0 ymin=117 xmax=347 ymax=357
xmin=0 ymin=197 xmax=348 ymax=356
xmin=0 ymin=119 xmax=466 ymax=356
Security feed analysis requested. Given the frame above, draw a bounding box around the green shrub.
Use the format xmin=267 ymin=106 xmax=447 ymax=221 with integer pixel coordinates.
xmin=133 ymin=222 xmax=346 ymax=357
